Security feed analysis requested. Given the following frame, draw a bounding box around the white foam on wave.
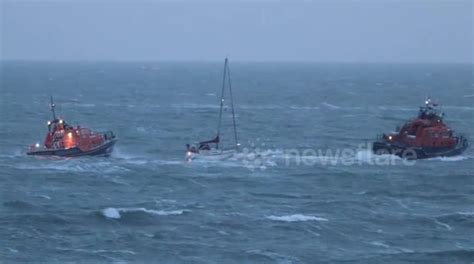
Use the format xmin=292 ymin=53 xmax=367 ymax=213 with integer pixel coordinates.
xmin=15 ymin=161 xmax=130 ymax=174
xmin=0 ymin=149 xmax=24 ymax=159
xmin=102 ymin=207 xmax=188 ymax=219
xmin=355 ymin=150 xmax=402 ymax=163
xmin=427 ymin=156 xmax=470 ymax=162
xmin=110 ymin=148 xmax=151 ymax=165
xmin=289 ymin=105 xmax=320 ymax=110
xmin=369 ymin=241 xmax=414 ymax=253
xmin=188 ymin=148 xmax=281 ymax=171
xmin=434 ymin=219 xmax=453 ymax=231
xmin=370 ymin=241 xmax=391 ymax=248
xmin=458 ymin=211 xmax=474 ymax=216
xmin=7 ymin=247 xmax=19 ymax=253
xmin=102 ymin=207 xmax=121 ymax=219
xmin=110 ymin=148 xmax=137 ymax=160
xmin=321 ymin=102 xmax=341 ymax=109
xmin=266 ymin=214 xmax=328 ymax=222
xmin=136 ymin=127 xmax=147 ymax=133
xmin=37 ymin=195 xmax=51 ymax=200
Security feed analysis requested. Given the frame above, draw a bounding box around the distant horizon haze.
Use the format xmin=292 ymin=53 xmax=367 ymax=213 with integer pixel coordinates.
xmin=1 ymin=0 xmax=473 ymax=63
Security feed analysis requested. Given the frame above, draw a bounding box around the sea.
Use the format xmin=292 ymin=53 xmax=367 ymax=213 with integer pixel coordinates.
xmin=1 ymin=61 xmax=473 ymax=263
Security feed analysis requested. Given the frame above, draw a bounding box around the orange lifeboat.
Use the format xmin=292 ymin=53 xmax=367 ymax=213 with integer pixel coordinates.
xmin=373 ymin=98 xmax=468 ymax=159
xmin=27 ymin=97 xmax=117 ymax=157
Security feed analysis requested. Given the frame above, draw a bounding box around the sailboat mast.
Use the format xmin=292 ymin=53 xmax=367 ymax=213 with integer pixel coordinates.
xmin=226 ymin=61 xmax=239 ymax=151
xmin=216 ymin=58 xmax=228 ymax=149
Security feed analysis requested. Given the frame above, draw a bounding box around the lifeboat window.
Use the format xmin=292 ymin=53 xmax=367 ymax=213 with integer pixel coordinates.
xmin=80 ymin=128 xmax=91 ymax=138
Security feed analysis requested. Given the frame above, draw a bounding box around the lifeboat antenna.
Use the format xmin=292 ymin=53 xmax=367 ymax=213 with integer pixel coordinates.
xmin=50 ymin=95 xmax=57 ymax=120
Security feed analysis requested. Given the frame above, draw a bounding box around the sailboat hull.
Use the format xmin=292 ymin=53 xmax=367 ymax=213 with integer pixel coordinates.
xmin=186 ymin=149 xmax=236 ymax=161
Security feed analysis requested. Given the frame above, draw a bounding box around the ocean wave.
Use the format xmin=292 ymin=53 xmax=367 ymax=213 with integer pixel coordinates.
xmin=377 ymin=105 xmax=474 ymax=112
xmin=56 ymin=247 xmax=136 ymax=255
xmin=7 ymin=247 xmax=19 ymax=253
xmin=15 ymin=161 xmax=130 ymax=174
xmin=110 ymin=148 xmax=149 ymax=165
xmin=246 ymin=249 xmax=299 ymax=263
xmin=266 ymin=214 xmax=328 ymax=222
xmin=432 ymin=212 xmax=474 ymax=229
xmin=457 ymin=211 xmax=474 ymax=216
xmin=102 ymin=207 xmax=189 ymax=219
xmin=187 ymin=149 xmax=280 ymax=171
xmin=171 ymin=103 xmax=219 ymax=109
xmin=112 ymin=149 xmax=185 ymax=166
xmin=369 ymin=241 xmax=414 ymax=253
xmin=3 ymin=200 xmax=36 ymax=209
xmin=443 ymin=105 xmax=474 ymax=111
xmin=355 ymin=150 xmax=402 ymax=162
xmin=75 ymin=103 xmax=95 ymax=108
xmin=433 ymin=219 xmax=453 ymax=231
xmin=288 ymin=105 xmax=320 ymax=110
xmin=36 ymin=194 xmax=51 ymax=200
xmin=0 ymin=149 xmax=24 ymax=159
xmin=321 ymin=102 xmax=341 ymax=109
xmin=425 ymin=156 xmax=471 ymax=162
xmin=436 ymin=211 xmax=474 ymax=220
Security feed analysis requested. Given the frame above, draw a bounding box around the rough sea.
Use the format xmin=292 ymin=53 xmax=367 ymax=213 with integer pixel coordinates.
xmin=1 ymin=62 xmax=473 ymax=263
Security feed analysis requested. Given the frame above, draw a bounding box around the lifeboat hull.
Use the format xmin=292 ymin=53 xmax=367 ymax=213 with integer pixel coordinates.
xmin=372 ymin=138 xmax=468 ymax=160
xmin=27 ymin=139 xmax=117 ymax=157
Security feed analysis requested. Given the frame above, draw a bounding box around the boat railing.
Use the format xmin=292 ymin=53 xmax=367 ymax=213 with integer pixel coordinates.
xmin=103 ymin=131 xmax=116 ymax=141
xmin=455 ymin=134 xmax=469 ymax=147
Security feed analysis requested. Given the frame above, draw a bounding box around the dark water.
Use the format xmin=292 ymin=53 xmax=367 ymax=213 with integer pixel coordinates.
xmin=1 ymin=62 xmax=473 ymax=263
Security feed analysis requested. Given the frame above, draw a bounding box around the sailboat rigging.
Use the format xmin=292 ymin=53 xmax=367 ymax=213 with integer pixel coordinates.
xmin=186 ymin=58 xmax=239 ymax=159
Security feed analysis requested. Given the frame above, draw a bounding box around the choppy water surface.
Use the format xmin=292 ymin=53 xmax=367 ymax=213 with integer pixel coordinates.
xmin=1 ymin=62 xmax=473 ymax=263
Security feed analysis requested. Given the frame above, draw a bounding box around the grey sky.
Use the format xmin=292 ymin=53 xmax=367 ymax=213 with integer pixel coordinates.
xmin=1 ymin=0 xmax=473 ymax=63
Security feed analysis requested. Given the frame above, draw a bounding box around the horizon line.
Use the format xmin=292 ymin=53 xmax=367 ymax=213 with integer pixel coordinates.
xmin=1 ymin=59 xmax=473 ymax=65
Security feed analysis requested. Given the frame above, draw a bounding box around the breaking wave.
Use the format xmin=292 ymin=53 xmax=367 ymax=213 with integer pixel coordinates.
xmin=321 ymin=102 xmax=341 ymax=109
xmin=101 ymin=207 xmax=189 ymax=219
xmin=14 ymin=161 xmax=130 ymax=174
xmin=266 ymin=214 xmax=328 ymax=222
xmin=426 ymin=156 xmax=471 ymax=162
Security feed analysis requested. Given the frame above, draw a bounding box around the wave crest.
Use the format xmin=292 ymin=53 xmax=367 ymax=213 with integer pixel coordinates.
xmin=266 ymin=214 xmax=328 ymax=222
xmin=102 ymin=207 xmax=189 ymax=219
